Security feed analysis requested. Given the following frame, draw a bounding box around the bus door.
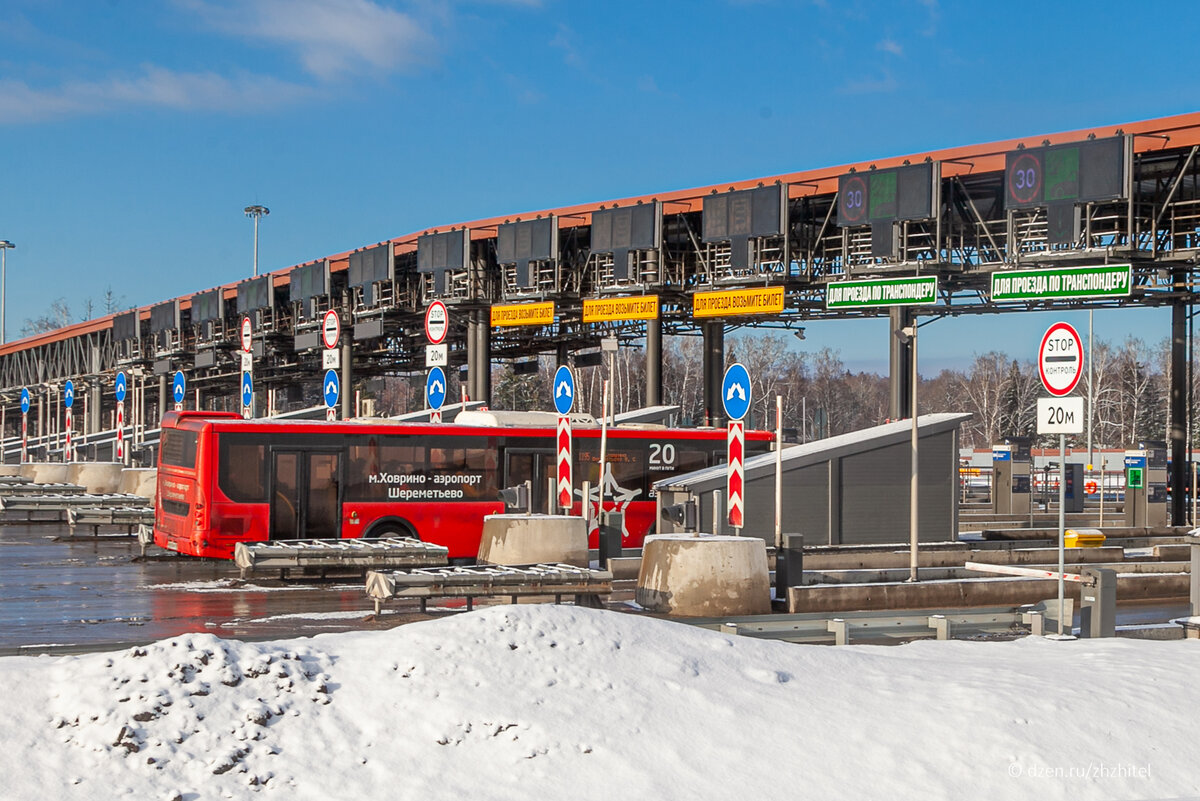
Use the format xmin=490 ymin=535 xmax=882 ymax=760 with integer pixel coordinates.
xmin=270 ymin=449 xmax=342 ymax=540
xmin=503 ymin=448 xmax=555 ymax=512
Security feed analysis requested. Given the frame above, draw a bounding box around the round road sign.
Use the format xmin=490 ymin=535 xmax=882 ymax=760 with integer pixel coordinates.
xmin=721 ymin=363 xmax=752 ymax=421
xmin=1038 ymin=321 xmax=1083 ymax=397
xmin=425 ymin=301 xmax=448 ymax=345
xmin=241 ymin=316 xmax=253 ymax=353
xmin=553 ymin=365 xmax=575 ymax=415
xmin=241 ymin=372 xmax=254 ymax=407
xmin=426 ymin=367 xmax=446 ymax=411
xmin=1085 ymin=480 xmax=1098 ymax=495
xmin=20 ymin=387 xmax=30 ymax=415
xmin=64 ymin=379 xmax=75 ymax=409
xmin=323 ymin=369 xmax=340 ymax=408
xmin=322 ymin=310 xmax=341 ymax=349
xmin=172 ymin=371 xmax=186 ymax=404
xmin=115 ymin=372 xmax=127 ymax=403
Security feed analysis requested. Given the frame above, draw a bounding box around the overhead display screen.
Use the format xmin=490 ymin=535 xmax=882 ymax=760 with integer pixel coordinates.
xmin=237 ymin=275 xmax=273 ymax=313
xmin=112 ymin=310 xmax=138 ymax=342
xmin=1005 ymin=136 xmax=1127 ymax=209
xmin=191 ymin=289 xmax=223 ymax=324
xmin=348 ymin=243 xmax=393 ymax=288
xmin=417 ymin=229 xmax=469 ymax=273
xmin=837 ymin=162 xmax=937 ymax=226
xmin=149 ymin=301 xmax=179 ymax=333
xmin=702 ymin=185 xmax=785 ymax=242
xmin=289 ymin=260 xmax=330 ymax=303
xmin=497 ymin=218 xmax=556 ymax=265
xmin=590 ymin=203 xmax=660 ymax=254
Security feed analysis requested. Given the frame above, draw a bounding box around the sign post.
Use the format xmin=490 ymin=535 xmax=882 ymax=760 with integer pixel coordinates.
xmin=322 ymin=310 xmax=341 ymax=420
xmin=1038 ymin=321 xmax=1084 ymax=637
xmin=114 ymin=373 xmax=127 ymax=462
xmin=426 ymin=367 xmax=446 ymax=424
xmin=553 ymin=365 xmax=575 ymax=512
xmin=721 ymin=363 xmax=751 ymax=532
xmin=19 ymin=387 xmax=29 ymax=463
xmin=241 ymin=316 xmax=253 ymax=418
xmin=63 ymin=379 xmax=74 ymax=462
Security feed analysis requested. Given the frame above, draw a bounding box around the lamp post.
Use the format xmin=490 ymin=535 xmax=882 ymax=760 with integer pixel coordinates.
xmin=0 ymin=240 xmax=13 ymax=345
xmin=243 ymin=205 xmax=269 ymax=277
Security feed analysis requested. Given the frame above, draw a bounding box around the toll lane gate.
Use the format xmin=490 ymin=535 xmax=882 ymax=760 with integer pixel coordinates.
xmin=5 ymin=113 xmax=1200 ymax=520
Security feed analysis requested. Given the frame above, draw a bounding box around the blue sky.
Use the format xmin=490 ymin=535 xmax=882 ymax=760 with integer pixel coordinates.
xmin=1 ymin=0 xmax=1197 ymax=373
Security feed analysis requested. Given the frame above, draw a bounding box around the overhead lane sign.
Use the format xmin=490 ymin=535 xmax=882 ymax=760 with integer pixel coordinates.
xmin=582 ymin=295 xmax=659 ymax=323
xmin=991 ymin=264 xmax=1131 ymax=302
xmin=491 ymin=301 xmax=555 ymax=328
xmin=693 ymin=286 xmax=784 ymax=318
xmin=826 ymin=276 xmax=938 ymax=309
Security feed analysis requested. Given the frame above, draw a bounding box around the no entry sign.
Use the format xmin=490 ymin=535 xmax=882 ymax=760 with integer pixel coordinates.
xmin=1038 ymin=322 xmax=1083 ymax=397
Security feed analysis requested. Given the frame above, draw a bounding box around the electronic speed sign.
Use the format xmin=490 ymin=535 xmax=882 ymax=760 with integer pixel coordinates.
xmin=1038 ymin=322 xmax=1083 ymax=397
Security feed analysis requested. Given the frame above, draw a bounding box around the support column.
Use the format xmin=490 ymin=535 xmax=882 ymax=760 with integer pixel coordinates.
xmin=703 ymin=321 xmax=725 ymax=427
xmin=470 ymin=308 xmax=491 ymax=406
xmin=889 ymin=306 xmax=913 ymax=420
xmin=645 ymin=315 xmax=662 ymax=408
xmin=158 ymin=375 xmax=167 ymax=424
xmin=341 ymin=330 xmax=353 ymax=420
xmin=1170 ymin=302 xmax=1187 ymax=524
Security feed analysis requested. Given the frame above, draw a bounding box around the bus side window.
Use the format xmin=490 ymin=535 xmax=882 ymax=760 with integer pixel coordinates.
xmin=218 ymin=442 xmax=266 ymax=502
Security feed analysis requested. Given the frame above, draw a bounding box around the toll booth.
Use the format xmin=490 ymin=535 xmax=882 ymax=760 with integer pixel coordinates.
xmin=1062 ymin=462 xmax=1085 ymax=514
xmin=992 ymin=436 xmax=1032 ymax=516
xmin=1124 ymin=440 xmax=1168 ymax=527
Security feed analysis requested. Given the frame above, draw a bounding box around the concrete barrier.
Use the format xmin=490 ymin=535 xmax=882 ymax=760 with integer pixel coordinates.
xmin=636 ymin=534 xmax=771 ymax=617
xmin=18 ymin=462 xmax=71 ymax=484
xmin=477 ymin=514 xmax=588 ymax=567
xmin=118 ymin=468 xmax=157 ymax=499
xmin=67 ymin=462 xmax=124 ymax=494
xmin=0 ymin=465 xmax=22 ymax=476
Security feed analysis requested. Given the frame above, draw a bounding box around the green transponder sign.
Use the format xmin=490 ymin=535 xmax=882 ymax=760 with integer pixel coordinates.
xmin=990 ymin=264 xmax=1132 ymax=302
xmin=1127 ymin=467 xmax=1144 ymax=489
xmin=826 ymin=276 xmax=938 ymax=309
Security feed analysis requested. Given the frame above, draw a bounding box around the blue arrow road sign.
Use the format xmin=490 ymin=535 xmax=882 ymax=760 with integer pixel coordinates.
xmin=241 ymin=372 xmax=253 ymax=408
xmin=64 ymin=379 xmax=75 ymax=409
xmin=323 ymin=369 xmax=340 ymax=408
xmin=115 ymin=372 xmax=127 ymax=403
xmin=20 ymin=387 xmax=30 ymax=415
xmin=721 ymin=363 xmax=751 ymax=421
xmin=553 ymin=365 xmax=575 ymax=415
xmin=426 ymin=366 xmax=446 ymax=411
xmin=172 ymin=371 xmax=186 ymax=404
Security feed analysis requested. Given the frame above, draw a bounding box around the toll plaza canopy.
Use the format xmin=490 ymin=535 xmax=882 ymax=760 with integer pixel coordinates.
xmin=655 ymin=414 xmax=972 ymax=546
xmin=3 ymin=112 xmax=1200 ymax=516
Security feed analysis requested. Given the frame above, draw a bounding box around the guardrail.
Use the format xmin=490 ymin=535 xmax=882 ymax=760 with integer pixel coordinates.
xmin=233 ymin=537 xmax=450 ymax=579
xmin=365 ymin=564 xmax=613 ymax=614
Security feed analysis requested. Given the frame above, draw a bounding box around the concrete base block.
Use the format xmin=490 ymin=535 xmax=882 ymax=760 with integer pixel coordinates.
xmin=68 ymin=462 xmax=124 ymax=494
xmin=0 ymin=465 xmax=22 ymax=476
xmin=119 ymin=468 xmax=157 ymax=499
xmin=636 ymin=534 xmax=771 ymax=617
xmin=19 ymin=462 xmax=71 ymax=485
xmin=478 ymin=514 xmax=588 ymax=567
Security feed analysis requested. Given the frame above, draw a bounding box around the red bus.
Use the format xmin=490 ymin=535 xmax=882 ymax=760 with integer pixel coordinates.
xmin=154 ymin=409 xmax=774 ymax=560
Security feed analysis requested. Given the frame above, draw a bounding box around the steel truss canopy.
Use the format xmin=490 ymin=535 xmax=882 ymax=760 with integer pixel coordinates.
xmin=3 ymin=111 xmax=1200 ymax=402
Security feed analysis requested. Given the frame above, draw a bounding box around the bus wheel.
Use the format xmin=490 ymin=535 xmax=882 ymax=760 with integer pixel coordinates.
xmin=366 ymin=520 xmax=416 ymax=540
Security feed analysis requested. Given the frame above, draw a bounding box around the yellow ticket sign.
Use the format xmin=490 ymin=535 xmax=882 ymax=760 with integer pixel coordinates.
xmin=582 ymin=295 xmax=659 ymax=323
xmin=490 ymin=301 xmax=555 ymax=327
xmin=692 ymin=286 xmax=785 ymax=318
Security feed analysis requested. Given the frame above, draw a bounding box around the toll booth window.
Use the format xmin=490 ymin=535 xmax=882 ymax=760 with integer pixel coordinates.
xmin=217 ymin=438 xmax=265 ymax=502
xmin=160 ymin=428 xmax=198 ymax=469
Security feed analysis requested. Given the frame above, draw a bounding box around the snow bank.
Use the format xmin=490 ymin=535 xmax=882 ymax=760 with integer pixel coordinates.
xmin=1 ymin=606 xmax=1196 ymax=800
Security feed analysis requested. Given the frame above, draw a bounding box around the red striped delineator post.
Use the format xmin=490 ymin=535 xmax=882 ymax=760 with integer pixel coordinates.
xmin=430 ymin=410 xmax=442 ymax=424
xmin=64 ymin=408 xmax=73 ymax=462
xmin=115 ymin=401 xmax=125 ymax=459
xmin=557 ymin=414 xmax=572 ymax=510
xmin=728 ymin=421 xmax=744 ymax=529
xmin=326 ymin=407 xmax=337 ymax=422
xmin=21 ymin=413 xmax=27 ymax=463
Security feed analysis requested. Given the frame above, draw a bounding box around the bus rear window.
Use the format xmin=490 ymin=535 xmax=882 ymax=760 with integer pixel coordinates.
xmin=217 ymin=437 xmax=266 ymax=502
xmin=160 ymin=429 xmax=198 ymax=469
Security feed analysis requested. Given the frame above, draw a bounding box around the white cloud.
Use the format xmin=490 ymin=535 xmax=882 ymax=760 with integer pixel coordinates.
xmin=0 ymin=66 xmax=318 ymax=124
xmin=180 ymin=0 xmax=435 ymax=80
xmin=877 ymin=38 xmax=904 ymax=57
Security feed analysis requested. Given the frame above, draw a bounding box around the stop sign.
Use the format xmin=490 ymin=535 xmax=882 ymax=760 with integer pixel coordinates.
xmin=1038 ymin=322 xmax=1083 ymax=397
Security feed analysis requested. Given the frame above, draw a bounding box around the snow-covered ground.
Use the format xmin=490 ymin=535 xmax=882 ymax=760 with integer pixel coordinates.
xmin=1 ymin=606 xmax=1196 ymax=800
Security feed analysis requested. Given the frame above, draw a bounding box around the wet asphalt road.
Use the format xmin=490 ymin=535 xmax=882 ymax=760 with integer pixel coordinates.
xmin=0 ymin=523 xmax=440 ymax=655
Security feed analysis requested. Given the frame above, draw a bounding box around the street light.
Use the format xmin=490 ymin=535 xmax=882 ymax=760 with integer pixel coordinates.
xmin=243 ymin=205 xmax=269 ymax=277
xmin=0 ymin=240 xmax=14 ymax=345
